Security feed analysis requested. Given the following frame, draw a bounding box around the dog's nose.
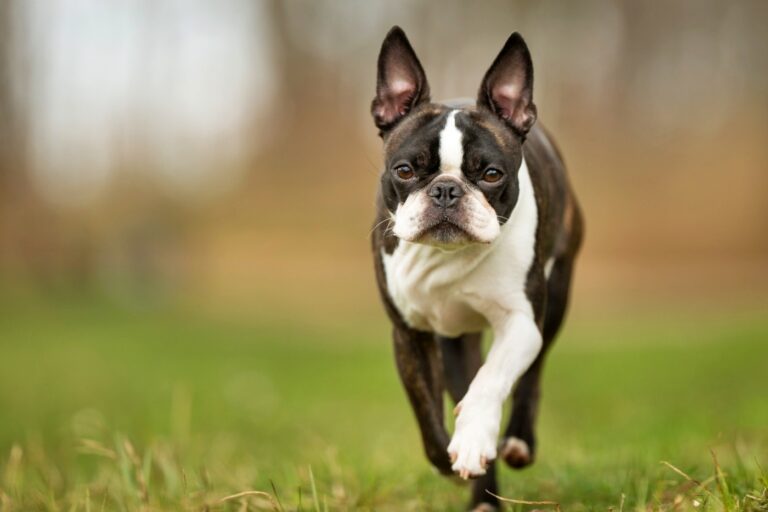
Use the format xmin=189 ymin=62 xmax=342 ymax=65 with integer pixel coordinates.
xmin=428 ymin=181 xmax=465 ymax=208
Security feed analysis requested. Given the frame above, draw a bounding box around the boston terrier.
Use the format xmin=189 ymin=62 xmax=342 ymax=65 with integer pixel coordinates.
xmin=370 ymin=27 xmax=584 ymax=511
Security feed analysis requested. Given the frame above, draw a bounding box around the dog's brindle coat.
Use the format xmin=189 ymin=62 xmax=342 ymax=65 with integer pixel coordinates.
xmin=371 ymin=27 xmax=583 ymax=511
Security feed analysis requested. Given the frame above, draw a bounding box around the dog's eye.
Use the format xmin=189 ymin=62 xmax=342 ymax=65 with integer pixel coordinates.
xmin=481 ymin=168 xmax=503 ymax=183
xmin=394 ymin=164 xmax=415 ymax=180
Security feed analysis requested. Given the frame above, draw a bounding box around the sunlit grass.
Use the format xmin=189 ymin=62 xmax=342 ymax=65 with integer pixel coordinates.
xmin=0 ymin=295 xmax=766 ymax=510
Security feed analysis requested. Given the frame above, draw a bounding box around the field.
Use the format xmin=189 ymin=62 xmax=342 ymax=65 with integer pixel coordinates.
xmin=1 ymin=295 xmax=767 ymax=511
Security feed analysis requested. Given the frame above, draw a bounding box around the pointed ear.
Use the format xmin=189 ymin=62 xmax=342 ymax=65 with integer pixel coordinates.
xmin=477 ymin=32 xmax=537 ymax=137
xmin=371 ymin=26 xmax=430 ymax=133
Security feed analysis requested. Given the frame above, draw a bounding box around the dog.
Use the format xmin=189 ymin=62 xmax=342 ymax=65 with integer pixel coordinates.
xmin=370 ymin=27 xmax=584 ymax=511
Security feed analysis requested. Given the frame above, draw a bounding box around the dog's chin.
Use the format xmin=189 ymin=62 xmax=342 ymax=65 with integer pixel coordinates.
xmin=412 ymin=221 xmax=484 ymax=249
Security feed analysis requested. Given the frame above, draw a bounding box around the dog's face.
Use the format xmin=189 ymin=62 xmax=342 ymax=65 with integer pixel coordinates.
xmin=372 ymin=27 xmax=537 ymax=248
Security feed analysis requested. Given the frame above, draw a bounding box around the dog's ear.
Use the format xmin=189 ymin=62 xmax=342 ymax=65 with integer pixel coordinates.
xmin=477 ymin=33 xmax=537 ymax=138
xmin=371 ymin=26 xmax=430 ymax=134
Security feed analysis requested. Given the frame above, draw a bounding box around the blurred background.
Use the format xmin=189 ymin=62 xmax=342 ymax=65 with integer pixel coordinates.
xmin=0 ymin=1 xmax=767 ymax=509
xmin=1 ymin=0 xmax=766 ymax=322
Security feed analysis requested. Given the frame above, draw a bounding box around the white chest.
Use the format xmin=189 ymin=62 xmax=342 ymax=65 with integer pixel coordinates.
xmin=381 ymin=159 xmax=539 ymax=337
xmin=382 ymin=242 xmax=489 ymax=336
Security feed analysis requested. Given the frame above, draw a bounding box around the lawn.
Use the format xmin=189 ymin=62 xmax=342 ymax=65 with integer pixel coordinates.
xmin=0 ymin=295 xmax=766 ymax=511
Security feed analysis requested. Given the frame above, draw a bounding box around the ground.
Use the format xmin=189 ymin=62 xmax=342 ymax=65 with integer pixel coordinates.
xmin=0 ymin=295 xmax=766 ymax=511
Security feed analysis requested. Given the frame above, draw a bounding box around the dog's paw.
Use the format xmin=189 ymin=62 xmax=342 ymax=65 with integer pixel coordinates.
xmin=447 ymin=400 xmax=500 ymax=479
xmin=500 ymin=436 xmax=533 ymax=468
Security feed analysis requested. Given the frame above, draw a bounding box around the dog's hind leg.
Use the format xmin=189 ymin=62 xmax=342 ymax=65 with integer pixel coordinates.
xmin=392 ymin=326 xmax=453 ymax=474
xmin=440 ymin=334 xmax=500 ymax=512
xmin=500 ymin=257 xmax=574 ymax=469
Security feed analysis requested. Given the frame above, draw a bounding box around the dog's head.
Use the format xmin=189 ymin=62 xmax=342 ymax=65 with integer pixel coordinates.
xmin=372 ymin=27 xmax=537 ymax=248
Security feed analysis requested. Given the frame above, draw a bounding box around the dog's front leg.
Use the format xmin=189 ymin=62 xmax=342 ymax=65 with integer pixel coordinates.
xmin=392 ymin=326 xmax=454 ymax=474
xmin=448 ymin=312 xmax=542 ymax=479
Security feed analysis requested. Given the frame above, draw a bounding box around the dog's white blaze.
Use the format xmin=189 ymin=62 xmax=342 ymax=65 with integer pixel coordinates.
xmin=438 ymin=110 xmax=463 ymax=177
xmin=383 ymin=156 xmax=542 ymax=477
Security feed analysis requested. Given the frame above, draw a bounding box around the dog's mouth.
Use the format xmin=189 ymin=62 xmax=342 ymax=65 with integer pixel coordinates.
xmin=412 ymin=217 xmax=481 ymax=247
xmin=392 ymin=194 xmax=500 ymax=247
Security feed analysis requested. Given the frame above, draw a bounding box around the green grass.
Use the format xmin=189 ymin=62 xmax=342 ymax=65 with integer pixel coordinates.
xmin=0 ymin=296 xmax=767 ymax=511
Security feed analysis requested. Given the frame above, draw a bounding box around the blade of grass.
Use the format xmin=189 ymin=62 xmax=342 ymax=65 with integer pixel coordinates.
xmin=486 ymin=490 xmax=561 ymax=512
xmin=99 ymin=485 xmax=109 ymax=512
xmin=309 ymin=466 xmax=320 ymax=512
xmin=270 ymin=480 xmax=285 ymax=512
xmin=711 ymin=449 xmax=734 ymax=511
xmin=219 ymin=490 xmax=281 ymax=511
xmin=755 ymin=457 xmax=768 ymax=490
xmin=661 ymin=460 xmax=719 ymax=503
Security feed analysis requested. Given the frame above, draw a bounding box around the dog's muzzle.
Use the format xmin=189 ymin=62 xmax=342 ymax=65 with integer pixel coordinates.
xmin=428 ymin=178 xmax=465 ymax=209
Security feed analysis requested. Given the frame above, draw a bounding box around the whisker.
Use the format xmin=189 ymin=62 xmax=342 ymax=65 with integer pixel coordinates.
xmin=368 ymin=217 xmax=393 ymax=237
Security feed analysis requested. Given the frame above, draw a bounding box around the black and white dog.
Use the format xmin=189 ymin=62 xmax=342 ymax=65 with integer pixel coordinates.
xmin=370 ymin=27 xmax=583 ymax=510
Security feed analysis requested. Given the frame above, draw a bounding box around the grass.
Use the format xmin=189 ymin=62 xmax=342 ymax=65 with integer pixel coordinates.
xmin=0 ymin=294 xmax=767 ymax=511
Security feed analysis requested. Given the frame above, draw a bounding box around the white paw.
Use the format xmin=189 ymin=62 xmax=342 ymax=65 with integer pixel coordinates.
xmin=447 ymin=399 xmax=500 ymax=479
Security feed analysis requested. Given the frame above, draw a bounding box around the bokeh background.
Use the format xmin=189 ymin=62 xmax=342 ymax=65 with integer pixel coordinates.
xmin=0 ymin=1 xmax=767 ymax=510
xmin=2 ymin=0 xmax=767 ymax=319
